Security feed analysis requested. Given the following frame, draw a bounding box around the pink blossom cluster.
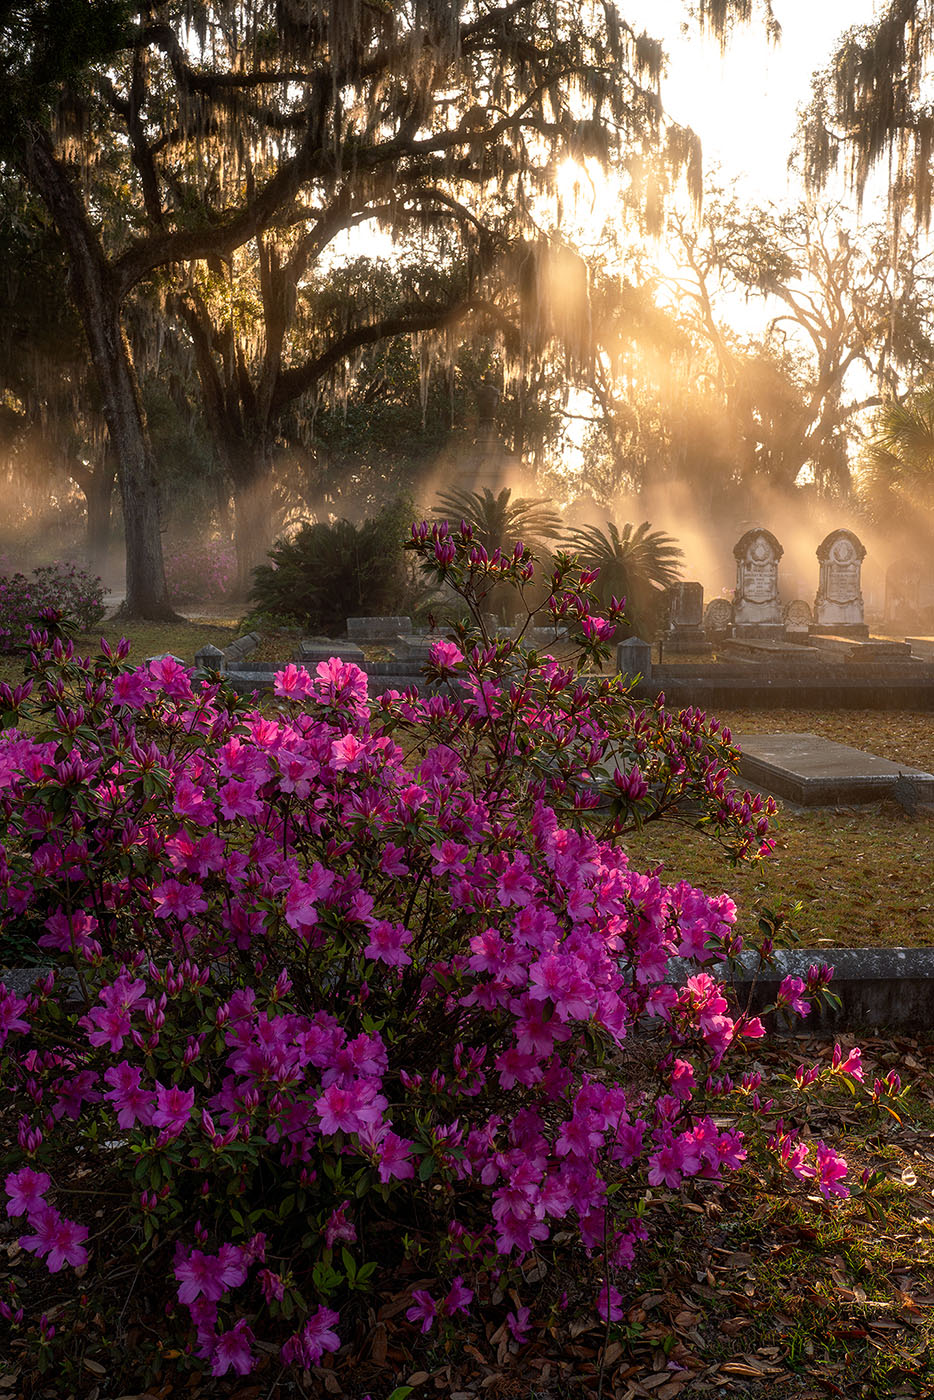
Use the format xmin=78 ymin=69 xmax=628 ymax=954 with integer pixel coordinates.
xmin=0 ymin=539 xmax=849 ymax=1381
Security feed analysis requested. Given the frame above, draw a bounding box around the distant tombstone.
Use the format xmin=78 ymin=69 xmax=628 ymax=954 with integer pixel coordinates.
xmin=732 ymin=528 xmax=784 ymax=636
xmin=670 ymin=581 xmax=703 ymax=627
xmin=667 ymin=581 xmax=709 ymax=652
xmin=885 ymin=560 xmax=923 ymax=628
xmin=703 ymin=597 xmax=733 ymax=637
xmin=616 ymin=636 xmax=652 ymax=684
xmin=194 ymin=643 xmax=226 ymax=674
xmin=814 ymin=529 xmax=867 ymax=635
xmin=783 ymin=599 xmax=812 ymax=637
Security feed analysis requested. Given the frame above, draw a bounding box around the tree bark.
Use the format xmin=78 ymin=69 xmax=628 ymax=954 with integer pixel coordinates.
xmin=24 ymin=128 xmax=179 ymax=620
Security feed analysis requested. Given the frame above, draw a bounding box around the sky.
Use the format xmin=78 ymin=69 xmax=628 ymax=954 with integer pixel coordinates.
xmin=628 ymin=0 xmax=883 ymax=203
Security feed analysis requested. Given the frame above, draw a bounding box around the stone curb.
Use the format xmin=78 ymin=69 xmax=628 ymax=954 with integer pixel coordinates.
xmin=4 ymin=948 xmax=931 ymax=1032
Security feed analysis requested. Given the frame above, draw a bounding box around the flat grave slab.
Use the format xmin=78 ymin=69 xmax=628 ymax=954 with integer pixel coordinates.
xmin=906 ymin=636 xmax=934 ymax=660
xmin=733 ymin=731 xmax=934 ymax=805
xmin=295 ymin=639 xmax=365 ymax=664
xmin=808 ymin=633 xmax=913 ymax=661
xmin=721 ymin=638 xmax=821 ymax=662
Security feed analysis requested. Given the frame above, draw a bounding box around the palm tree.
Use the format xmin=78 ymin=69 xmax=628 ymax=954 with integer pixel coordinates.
xmin=565 ymin=519 xmax=683 ymax=638
xmin=431 ymin=486 xmax=563 ymax=624
xmin=861 ymin=389 xmax=934 ymax=535
xmin=433 ymin=487 xmax=563 ymax=555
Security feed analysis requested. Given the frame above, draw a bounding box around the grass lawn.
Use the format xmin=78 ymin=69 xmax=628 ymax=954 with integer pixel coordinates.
xmin=622 ymin=708 xmax=934 ymax=950
xmin=0 ymin=615 xmax=242 ymax=690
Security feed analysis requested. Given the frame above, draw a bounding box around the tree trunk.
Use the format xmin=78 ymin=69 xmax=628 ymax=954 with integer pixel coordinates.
xmin=231 ymin=467 xmax=276 ymax=600
xmin=24 ymin=128 xmax=179 ymax=621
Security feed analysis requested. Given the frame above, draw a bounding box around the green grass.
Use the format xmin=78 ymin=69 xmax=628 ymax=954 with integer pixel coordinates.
xmin=622 ymin=707 xmax=934 ymax=949
xmin=0 ymin=616 xmax=242 ymax=689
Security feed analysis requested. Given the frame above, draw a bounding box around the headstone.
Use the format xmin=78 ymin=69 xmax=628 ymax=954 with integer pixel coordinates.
xmin=732 ymin=528 xmax=784 ymax=637
xmin=703 ymin=597 xmax=733 ymax=638
xmin=617 ymin=636 xmax=652 ymax=683
xmin=667 ymin=581 xmax=710 ymax=652
xmin=813 ymin=529 xmax=868 ymax=636
xmin=885 ymin=560 xmax=924 ymax=628
xmin=224 ymin=631 xmax=260 ymax=659
xmin=783 ymin=599 xmax=812 ymax=637
xmin=346 ymin=616 xmax=413 ymax=640
xmin=194 ymin=643 xmax=226 ymax=674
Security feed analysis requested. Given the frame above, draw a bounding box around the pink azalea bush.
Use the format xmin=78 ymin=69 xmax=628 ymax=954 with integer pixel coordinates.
xmin=163 ymin=538 xmax=236 ymax=602
xmin=0 ymin=563 xmax=106 ymax=653
xmin=0 ymin=530 xmax=878 ymax=1387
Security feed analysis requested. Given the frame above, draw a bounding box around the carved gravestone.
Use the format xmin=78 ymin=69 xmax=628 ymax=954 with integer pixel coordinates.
xmin=814 ymin=529 xmax=868 ymax=637
xmin=732 ymin=528 xmax=784 ymax=637
xmin=667 ymin=581 xmax=709 ymax=652
xmin=783 ymin=599 xmax=812 ymax=637
xmin=703 ymin=597 xmax=733 ymax=638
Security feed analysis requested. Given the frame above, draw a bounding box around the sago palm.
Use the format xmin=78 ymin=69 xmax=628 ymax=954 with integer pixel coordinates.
xmin=565 ymin=519 xmax=683 ymax=637
xmin=433 ymin=486 xmax=563 ymax=555
xmin=862 ymin=388 xmax=934 ymax=530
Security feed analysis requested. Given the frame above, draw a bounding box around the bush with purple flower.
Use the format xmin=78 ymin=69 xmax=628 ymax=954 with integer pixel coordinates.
xmin=0 ymin=531 xmax=878 ymax=1390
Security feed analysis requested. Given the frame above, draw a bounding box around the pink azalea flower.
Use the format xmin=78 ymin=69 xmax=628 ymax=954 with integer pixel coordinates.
xmin=152 ymin=879 xmax=209 ymax=921
xmin=596 ymin=1282 xmax=624 ymax=1322
xmin=406 ymin=1289 xmax=438 ymax=1333
xmin=211 ymin=1320 xmax=255 ymax=1377
xmin=363 ymin=920 xmax=413 ymax=966
xmin=506 ymin=1305 xmax=532 ymax=1345
xmin=428 ymin=639 xmax=464 ymax=670
xmin=273 ymin=663 xmax=313 ymax=699
xmin=0 ymin=987 xmax=30 ymax=1045
xmin=103 ymin=1062 xmax=156 ymax=1128
xmin=375 ymin=1130 xmax=415 ymax=1182
xmin=4 ymin=1167 xmax=50 ymax=1218
xmin=111 ymin=669 xmax=152 ymax=707
xmin=814 ymin=1142 xmax=849 ymax=1199
xmin=324 ymin=1201 xmax=357 ymax=1248
xmin=315 ymin=1080 xmax=387 ymax=1136
xmin=281 ymin=1306 xmax=341 ymax=1367
xmin=176 ymin=1248 xmax=230 ymax=1305
xmin=778 ymin=975 xmax=810 ymax=1017
xmin=152 ymin=1083 xmax=195 ymax=1136
xmin=19 ymin=1205 xmax=88 ymax=1272
xmin=443 ymin=1276 xmax=473 ymax=1317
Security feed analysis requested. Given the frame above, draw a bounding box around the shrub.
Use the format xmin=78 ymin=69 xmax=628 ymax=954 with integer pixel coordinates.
xmin=0 ymin=532 xmax=886 ymax=1392
xmin=0 ymin=562 xmax=107 ymax=653
xmin=164 ymin=539 xmax=236 ymax=602
xmin=249 ymin=497 xmax=422 ymax=635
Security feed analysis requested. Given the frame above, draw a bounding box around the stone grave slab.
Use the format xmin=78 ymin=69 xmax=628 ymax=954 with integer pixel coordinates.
xmin=733 ymin=731 xmax=934 ymax=805
xmin=346 ymin=616 xmax=412 ymax=640
xmin=808 ymin=634 xmax=913 ymax=661
xmin=295 ymin=639 xmax=365 ymax=664
xmin=906 ymin=636 xmax=934 ymax=660
xmin=721 ymin=638 xmax=821 ymax=662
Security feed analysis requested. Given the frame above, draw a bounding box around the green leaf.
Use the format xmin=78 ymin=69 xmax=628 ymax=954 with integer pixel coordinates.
xmin=387 ymin=1388 xmax=414 ymax=1400
xmin=418 ymin=1154 xmax=436 ymax=1181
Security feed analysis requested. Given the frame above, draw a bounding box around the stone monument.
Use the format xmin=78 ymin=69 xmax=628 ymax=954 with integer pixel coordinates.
xmin=732 ymin=528 xmax=784 ymax=637
xmin=813 ymin=529 xmax=868 ymax=638
xmin=666 ymin=581 xmax=709 ymax=652
xmin=703 ymin=597 xmax=733 ymax=639
xmin=783 ymin=599 xmax=812 ymax=638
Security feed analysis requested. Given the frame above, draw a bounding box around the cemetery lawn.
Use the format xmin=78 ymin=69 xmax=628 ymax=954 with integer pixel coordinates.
xmin=621 ymin=708 xmax=934 ymax=949
xmin=0 ymin=617 xmax=240 ymax=690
